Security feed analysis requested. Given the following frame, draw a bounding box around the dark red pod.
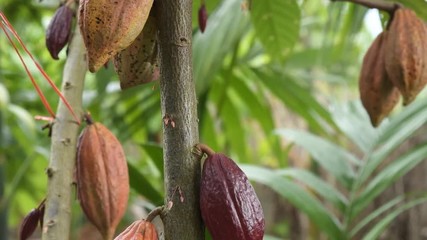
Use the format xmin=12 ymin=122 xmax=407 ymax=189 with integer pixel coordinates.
xmin=198 ymin=3 xmax=208 ymax=33
xmin=46 ymin=4 xmax=73 ymax=60
xmin=200 ymin=152 xmax=265 ymax=240
xmin=19 ymin=209 xmax=41 ymax=240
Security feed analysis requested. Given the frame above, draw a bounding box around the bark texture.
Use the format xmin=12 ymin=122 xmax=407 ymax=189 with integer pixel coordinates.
xmin=155 ymin=1 xmax=204 ymax=239
xmin=42 ymin=23 xmax=87 ymax=240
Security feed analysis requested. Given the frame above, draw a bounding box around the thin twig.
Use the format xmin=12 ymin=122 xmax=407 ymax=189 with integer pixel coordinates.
xmin=331 ymin=0 xmax=401 ymax=15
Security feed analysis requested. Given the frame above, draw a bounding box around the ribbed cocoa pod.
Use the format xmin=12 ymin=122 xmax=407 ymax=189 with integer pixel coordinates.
xmin=77 ymin=120 xmax=129 ymax=240
xmin=385 ymin=8 xmax=427 ymax=105
xmin=200 ymin=152 xmax=265 ymax=240
xmin=45 ymin=4 xmax=73 ymax=60
xmin=360 ymin=31 xmax=400 ymax=127
xmin=113 ymin=14 xmax=159 ymax=89
xmin=114 ymin=220 xmax=158 ymax=240
xmin=19 ymin=199 xmax=45 ymax=240
xmin=78 ymin=0 xmax=154 ymax=72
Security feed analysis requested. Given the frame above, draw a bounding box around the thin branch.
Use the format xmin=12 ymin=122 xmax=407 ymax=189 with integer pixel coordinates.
xmin=331 ymin=0 xmax=401 ymax=15
xmin=41 ymin=16 xmax=87 ymax=240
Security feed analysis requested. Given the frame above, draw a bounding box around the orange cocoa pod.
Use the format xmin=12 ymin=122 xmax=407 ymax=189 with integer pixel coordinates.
xmin=384 ymin=8 xmax=427 ymax=105
xmin=77 ymin=119 xmax=129 ymax=240
xmin=114 ymin=220 xmax=158 ymax=240
xmin=78 ymin=0 xmax=154 ymax=72
xmin=113 ymin=14 xmax=160 ymax=89
xmin=360 ymin=31 xmax=400 ymax=127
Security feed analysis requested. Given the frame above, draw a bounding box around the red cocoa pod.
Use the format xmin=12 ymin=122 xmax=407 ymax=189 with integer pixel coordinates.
xmin=200 ymin=152 xmax=265 ymax=240
xmin=359 ymin=31 xmax=400 ymax=127
xmin=77 ymin=119 xmax=129 ymax=240
xmin=19 ymin=209 xmax=41 ymax=240
xmin=198 ymin=3 xmax=208 ymax=33
xmin=45 ymin=4 xmax=73 ymax=60
xmin=114 ymin=220 xmax=158 ymax=240
xmin=19 ymin=199 xmax=46 ymax=240
xmin=384 ymin=8 xmax=427 ymax=105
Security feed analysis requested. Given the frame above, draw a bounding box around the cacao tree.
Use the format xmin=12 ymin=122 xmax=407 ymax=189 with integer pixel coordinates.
xmin=1 ymin=0 xmax=427 ymax=239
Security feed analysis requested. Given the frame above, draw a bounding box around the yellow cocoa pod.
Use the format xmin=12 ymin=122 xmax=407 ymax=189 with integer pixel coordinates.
xmin=384 ymin=8 xmax=427 ymax=105
xmin=78 ymin=0 xmax=154 ymax=72
xmin=77 ymin=119 xmax=129 ymax=240
xmin=360 ymin=31 xmax=400 ymax=127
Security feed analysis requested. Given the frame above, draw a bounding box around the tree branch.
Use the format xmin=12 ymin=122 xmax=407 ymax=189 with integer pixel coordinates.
xmin=41 ymin=18 xmax=87 ymax=240
xmin=154 ymin=1 xmax=204 ymax=239
xmin=331 ymin=0 xmax=401 ymax=15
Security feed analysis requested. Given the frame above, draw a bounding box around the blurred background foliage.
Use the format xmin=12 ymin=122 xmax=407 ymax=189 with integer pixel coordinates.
xmin=1 ymin=0 xmax=427 ymax=239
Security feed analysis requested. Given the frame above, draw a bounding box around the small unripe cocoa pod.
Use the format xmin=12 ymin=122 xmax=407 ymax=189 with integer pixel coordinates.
xmin=45 ymin=4 xmax=73 ymax=60
xmin=114 ymin=220 xmax=158 ymax=240
xmin=77 ymin=118 xmax=129 ymax=240
xmin=200 ymin=152 xmax=265 ymax=240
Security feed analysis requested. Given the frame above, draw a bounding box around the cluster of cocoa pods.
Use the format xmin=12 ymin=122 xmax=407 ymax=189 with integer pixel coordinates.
xmin=360 ymin=7 xmax=427 ymax=127
xmin=45 ymin=0 xmax=159 ymax=89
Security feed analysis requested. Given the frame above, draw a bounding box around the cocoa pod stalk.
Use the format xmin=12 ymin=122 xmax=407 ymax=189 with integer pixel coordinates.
xmin=359 ymin=31 xmax=400 ymax=127
xmin=384 ymin=8 xmax=427 ymax=105
xmin=77 ymin=116 xmax=129 ymax=240
xmin=197 ymin=144 xmax=265 ymax=240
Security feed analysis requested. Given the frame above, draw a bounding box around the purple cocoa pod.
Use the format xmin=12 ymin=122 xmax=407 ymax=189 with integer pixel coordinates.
xmin=46 ymin=5 xmax=73 ymax=60
xmin=200 ymin=153 xmax=265 ymax=240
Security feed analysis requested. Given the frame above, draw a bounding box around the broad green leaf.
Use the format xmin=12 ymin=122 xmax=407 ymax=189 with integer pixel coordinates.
xmin=352 ymin=144 xmax=427 ymax=220
xmin=276 ymin=129 xmax=357 ymax=187
xmin=127 ymin=162 xmax=163 ymax=205
xmin=241 ymin=165 xmax=345 ymax=240
xmin=251 ymin=0 xmax=301 ymax=60
xmin=363 ymin=196 xmax=427 ymax=240
xmin=350 ymin=196 xmax=404 ymax=237
xmin=277 ymin=168 xmax=348 ymax=210
xmin=193 ymin=0 xmax=250 ymax=94
xmin=0 ymin=83 xmax=9 ymax=110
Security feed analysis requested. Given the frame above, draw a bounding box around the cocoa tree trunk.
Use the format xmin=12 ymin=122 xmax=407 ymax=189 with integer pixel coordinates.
xmin=42 ymin=21 xmax=87 ymax=240
xmin=154 ymin=1 xmax=204 ymax=239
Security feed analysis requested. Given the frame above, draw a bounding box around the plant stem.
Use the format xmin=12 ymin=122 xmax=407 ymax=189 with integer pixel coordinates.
xmin=41 ymin=19 xmax=87 ymax=240
xmin=331 ymin=0 xmax=400 ymax=15
xmin=154 ymin=1 xmax=204 ymax=239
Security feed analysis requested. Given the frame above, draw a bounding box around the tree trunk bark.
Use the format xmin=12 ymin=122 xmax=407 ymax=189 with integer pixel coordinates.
xmin=154 ymin=1 xmax=204 ymax=239
xmin=42 ymin=21 xmax=87 ymax=240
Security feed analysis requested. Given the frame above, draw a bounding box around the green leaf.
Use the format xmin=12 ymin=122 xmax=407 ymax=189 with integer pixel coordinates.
xmin=350 ymin=195 xmax=404 ymax=237
xmin=251 ymin=0 xmax=301 ymax=60
xmin=141 ymin=143 xmax=164 ymax=178
xmin=127 ymin=162 xmax=163 ymax=205
xmin=277 ymin=168 xmax=348 ymax=210
xmin=352 ymin=144 xmax=427 ymax=220
xmin=363 ymin=196 xmax=427 ymax=240
xmin=193 ymin=0 xmax=250 ymax=94
xmin=276 ymin=129 xmax=358 ymax=187
xmin=357 ymin=99 xmax=427 ymax=185
xmin=241 ymin=165 xmax=345 ymax=240
xmin=331 ymin=101 xmax=380 ymax=153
